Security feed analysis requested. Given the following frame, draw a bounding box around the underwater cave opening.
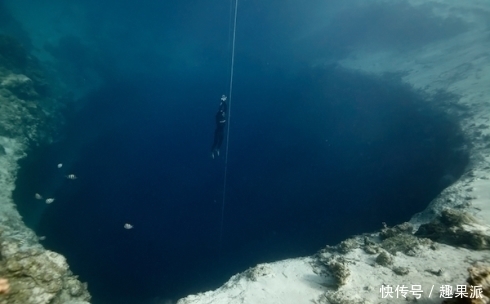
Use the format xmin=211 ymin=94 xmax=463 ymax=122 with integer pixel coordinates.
xmin=13 ymin=64 xmax=469 ymax=304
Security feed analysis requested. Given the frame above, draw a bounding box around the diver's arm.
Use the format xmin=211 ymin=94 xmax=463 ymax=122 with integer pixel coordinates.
xmin=219 ymin=95 xmax=228 ymax=112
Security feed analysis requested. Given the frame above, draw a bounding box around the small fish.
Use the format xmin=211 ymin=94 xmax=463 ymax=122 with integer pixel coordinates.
xmin=66 ymin=174 xmax=77 ymax=180
xmin=35 ymin=193 xmax=43 ymax=200
xmin=124 ymin=223 xmax=133 ymax=230
xmin=57 ymin=163 xmax=63 ymax=168
xmin=45 ymin=198 xmax=55 ymax=204
xmin=38 ymin=236 xmax=46 ymax=241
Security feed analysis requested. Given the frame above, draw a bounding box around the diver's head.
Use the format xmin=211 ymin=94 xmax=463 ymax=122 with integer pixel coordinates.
xmin=221 ymin=95 xmax=227 ymax=102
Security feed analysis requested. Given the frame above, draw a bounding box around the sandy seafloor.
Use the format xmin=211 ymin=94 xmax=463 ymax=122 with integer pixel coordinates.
xmin=0 ymin=0 xmax=489 ymax=303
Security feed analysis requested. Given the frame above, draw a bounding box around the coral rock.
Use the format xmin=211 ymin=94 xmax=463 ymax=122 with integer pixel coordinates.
xmin=442 ymin=264 xmax=490 ymax=304
xmin=0 ymin=73 xmax=38 ymax=100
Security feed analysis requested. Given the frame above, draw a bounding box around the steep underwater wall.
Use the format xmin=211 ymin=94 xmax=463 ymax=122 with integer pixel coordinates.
xmin=0 ymin=35 xmax=91 ymax=303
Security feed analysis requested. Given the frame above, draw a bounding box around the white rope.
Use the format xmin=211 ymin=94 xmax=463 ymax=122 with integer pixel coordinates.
xmin=220 ymin=0 xmax=238 ymax=247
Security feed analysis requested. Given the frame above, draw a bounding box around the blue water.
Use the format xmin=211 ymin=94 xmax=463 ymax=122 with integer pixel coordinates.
xmin=15 ymin=65 xmax=468 ymax=303
xmin=5 ymin=0 xmax=470 ymax=303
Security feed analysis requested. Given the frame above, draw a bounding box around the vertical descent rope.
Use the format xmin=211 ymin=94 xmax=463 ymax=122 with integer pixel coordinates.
xmin=220 ymin=0 xmax=238 ymax=248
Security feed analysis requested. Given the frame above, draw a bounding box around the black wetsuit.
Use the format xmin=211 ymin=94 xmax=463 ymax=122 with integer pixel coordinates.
xmin=211 ymin=100 xmax=227 ymax=157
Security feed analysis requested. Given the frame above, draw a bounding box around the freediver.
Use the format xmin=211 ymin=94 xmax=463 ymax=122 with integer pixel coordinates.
xmin=211 ymin=95 xmax=228 ymax=159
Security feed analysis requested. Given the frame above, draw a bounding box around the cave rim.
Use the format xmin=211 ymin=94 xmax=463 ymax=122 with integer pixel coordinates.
xmin=10 ymin=64 xmax=470 ymax=302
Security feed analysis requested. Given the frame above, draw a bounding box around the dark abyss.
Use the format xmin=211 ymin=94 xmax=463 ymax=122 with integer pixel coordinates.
xmin=6 ymin=0 xmax=471 ymax=303
xmin=14 ymin=63 xmax=468 ymax=303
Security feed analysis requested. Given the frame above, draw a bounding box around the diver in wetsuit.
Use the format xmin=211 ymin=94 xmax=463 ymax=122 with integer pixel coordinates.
xmin=211 ymin=95 xmax=228 ymax=159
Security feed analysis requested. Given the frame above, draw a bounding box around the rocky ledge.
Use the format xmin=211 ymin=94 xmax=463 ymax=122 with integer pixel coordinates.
xmin=0 ymin=34 xmax=91 ymax=304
